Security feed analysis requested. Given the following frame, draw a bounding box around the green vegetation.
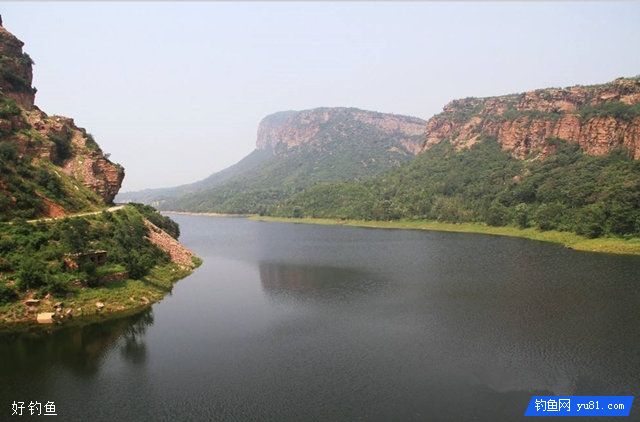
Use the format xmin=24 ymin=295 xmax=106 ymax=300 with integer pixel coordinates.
xmin=0 ymin=205 xmax=196 ymax=324
xmin=269 ymin=138 xmax=640 ymax=240
xmin=578 ymin=101 xmax=640 ymax=122
xmin=0 ymin=95 xmax=106 ymax=221
xmin=500 ymin=108 xmax=563 ymax=121
xmin=0 ymin=97 xmax=21 ymax=120
xmin=0 ymin=140 xmax=103 ymax=221
xmin=0 ymin=55 xmax=34 ymax=94
xmin=448 ymin=100 xmax=484 ymax=123
xmin=84 ymin=133 xmax=100 ymax=151
xmin=49 ymin=130 xmax=73 ymax=165
xmin=129 ymin=203 xmax=180 ymax=238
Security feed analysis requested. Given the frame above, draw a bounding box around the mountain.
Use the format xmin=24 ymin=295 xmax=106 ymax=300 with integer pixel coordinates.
xmin=0 ymin=18 xmax=197 ymax=324
xmin=274 ymin=77 xmax=640 ymax=239
xmin=0 ymin=20 xmax=124 ymax=221
xmin=119 ymin=107 xmax=426 ymax=212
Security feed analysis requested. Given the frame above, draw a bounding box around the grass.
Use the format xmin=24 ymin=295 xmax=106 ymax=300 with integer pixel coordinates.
xmin=251 ymin=216 xmax=640 ymax=256
xmin=0 ymin=261 xmax=199 ymax=330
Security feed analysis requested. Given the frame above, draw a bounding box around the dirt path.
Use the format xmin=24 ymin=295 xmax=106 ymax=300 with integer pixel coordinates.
xmin=26 ymin=205 xmax=125 ymax=223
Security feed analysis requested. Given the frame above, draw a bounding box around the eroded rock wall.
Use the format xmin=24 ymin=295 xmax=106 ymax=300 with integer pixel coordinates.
xmin=421 ymin=77 xmax=640 ymax=159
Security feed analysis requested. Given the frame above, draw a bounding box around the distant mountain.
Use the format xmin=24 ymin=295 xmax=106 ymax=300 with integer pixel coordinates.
xmin=0 ymin=20 xmax=124 ymax=220
xmin=274 ymin=77 xmax=640 ymax=239
xmin=119 ymin=107 xmax=426 ymax=212
xmin=122 ymin=74 xmax=640 ymax=239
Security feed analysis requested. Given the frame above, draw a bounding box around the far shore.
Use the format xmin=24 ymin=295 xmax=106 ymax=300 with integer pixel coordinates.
xmin=162 ymin=211 xmax=253 ymax=218
xmin=248 ymin=216 xmax=640 ymax=256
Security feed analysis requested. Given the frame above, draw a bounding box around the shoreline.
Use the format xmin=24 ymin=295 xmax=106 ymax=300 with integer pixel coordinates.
xmin=249 ymin=216 xmax=640 ymax=256
xmin=162 ymin=211 xmax=253 ymax=218
xmin=0 ymin=259 xmax=201 ymax=333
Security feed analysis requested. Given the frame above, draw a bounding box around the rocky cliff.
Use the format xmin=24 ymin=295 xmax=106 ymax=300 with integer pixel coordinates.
xmin=0 ymin=20 xmax=35 ymax=110
xmin=421 ymin=77 xmax=640 ymax=160
xmin=0 ymin=18 xmax=124 ymax=219
xmin=257 ymin=107 xmax=426 ymax=155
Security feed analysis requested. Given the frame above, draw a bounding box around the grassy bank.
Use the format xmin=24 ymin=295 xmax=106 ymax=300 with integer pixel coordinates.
xmin=251 ymin=216 xmax=640 ymax=256
xmin=0 ymin=259 xmax=201 ymax=330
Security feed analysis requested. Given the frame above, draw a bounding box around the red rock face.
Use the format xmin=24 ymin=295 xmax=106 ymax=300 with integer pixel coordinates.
xmin=420 ymin=78 xmax=640 ymax=160
xmin=53 ymin=116 xmax=125 ymax=204
xmin=144 ymin=220 xmax=195 ymax=268
xmin=256 ymin=108 xmax=426 ymax=155
xmin=0 ymin=24 xmax=35 ymax=109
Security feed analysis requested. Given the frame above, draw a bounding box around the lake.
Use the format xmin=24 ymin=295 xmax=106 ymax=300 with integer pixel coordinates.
xmin=1 ymin=215 xmax=639 ymax=421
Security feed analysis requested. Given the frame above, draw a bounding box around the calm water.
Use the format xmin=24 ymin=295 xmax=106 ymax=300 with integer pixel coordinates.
xmin=1 ymin=216 xmax=639 ymax=421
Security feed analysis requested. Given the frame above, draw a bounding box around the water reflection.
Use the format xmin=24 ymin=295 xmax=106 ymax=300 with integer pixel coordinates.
xmin=2 ymin=216 xmax=640 ymax=421
xmin=258 ymin=261 xmax=384 ymax=304
xmin=0 ymin=310 xmax=154 ymax=378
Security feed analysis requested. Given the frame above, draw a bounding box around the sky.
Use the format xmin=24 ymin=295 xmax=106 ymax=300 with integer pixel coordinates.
xmin=2 ymin=2 xmax=640 ymax=192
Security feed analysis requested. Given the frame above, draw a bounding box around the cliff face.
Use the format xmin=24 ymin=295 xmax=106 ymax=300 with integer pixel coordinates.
xmin=0 ymin=19 xmax=124 ymax=216
xmin=421 ymin=77 xmax=640 ymax=160
xmin=0 ymin=23 xmax=35 ymax=109
xmin=257 ymin=107 xmax=426 ymax=155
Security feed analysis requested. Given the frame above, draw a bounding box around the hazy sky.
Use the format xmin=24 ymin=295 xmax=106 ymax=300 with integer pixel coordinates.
xmin=2 ymin=2 xmax=639 ymax=191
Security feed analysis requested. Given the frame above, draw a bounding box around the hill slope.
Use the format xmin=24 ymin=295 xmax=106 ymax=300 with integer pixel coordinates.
xmin=0 ymin=22 xmax=124 ymax=221
xmin=0 ymin=18 xmax=198 ymax=325
xmin=121 ymin=107 xmax=426 ymax=212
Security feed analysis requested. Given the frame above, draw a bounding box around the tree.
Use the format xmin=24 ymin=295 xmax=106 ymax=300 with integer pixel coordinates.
xmin=16 ymin=257 xmax=48 ymax=290
xmin=486 ymin=202 xmax=509 ymax=227
xmin=513 ymin=203 xmax=530 ymax=229
xmin=576 ymin=203 xmax=606 ymax=238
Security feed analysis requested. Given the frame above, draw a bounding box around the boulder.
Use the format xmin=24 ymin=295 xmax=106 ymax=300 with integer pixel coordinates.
xmin=24 ymin=299 xmax=40 ymax=307
xmin=36 ymin=312 xmax=55 ymax=324
xmin=95 ymin=301 xmax=105 ymax=310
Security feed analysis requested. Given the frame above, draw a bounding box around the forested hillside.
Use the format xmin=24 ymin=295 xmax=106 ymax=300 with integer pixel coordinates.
xmin=271 ymin=137 xmax=640 ymax=238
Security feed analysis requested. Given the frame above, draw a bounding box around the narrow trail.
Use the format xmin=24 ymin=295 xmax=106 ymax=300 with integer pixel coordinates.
xmin=26 ymin=205 xmax=125 ymax=223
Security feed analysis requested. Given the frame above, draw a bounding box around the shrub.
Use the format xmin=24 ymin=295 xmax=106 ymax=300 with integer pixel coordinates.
xmin=576 ymin=204 xmax=606 ymax=238
xmin=579 ymin=101 xmax=640 ymax=122
xmin=49 ymin=131 xmax=73 ymax=164
xmin=513 ymin=203 xmax=530 ymax=229
xmin=0 ymin=283 xmax=18 ymax=304
xmin=486 ymin=202 xmax=509 ymax=227
xmin=534 ymin=203 xmax=566 ymax=231
xmin=0 ymin=98 xmax=21 ymax=119
xmin=0 ymin=141 xmax=18 ymax=161
xmin=16 ymin=257 xmax=49 ymax=291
